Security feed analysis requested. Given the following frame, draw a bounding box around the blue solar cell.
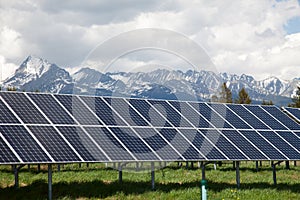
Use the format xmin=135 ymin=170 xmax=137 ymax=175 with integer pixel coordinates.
xmin=168 ymin=101 xmax=210 ymax=128
xmin=200 ymin=129 xmax=247 ymax=160
xmin=28 ymin=126 xmax=81 ymax=162
xmin=148 ymin=100 xmax=191 ymax=127
xmin=128 ymin=98 xmax=171 ymax=127
xmin=188 ymin=102 xmax=232 ymax=128
xmin=245 ymin=105 xmax=287 ymax=130
xmin=222 ymin=130 xmax=267 ymax=160
xmin=0 ymin=99 xmax=20 ymax=124
xmin=0 ymin=93 xmax=49 ymax=124
xmin=285 ymin=107 xmax=300 ymax=121
xmin=104 ymin=98 xmax=148 ymax=126
xmin=262 ymin=106 xmax=300 ymax=130
xmin=158 ymin=128 xmax=203 ymax=160
xmin=240 ymin=130 xmax=286 ymax=160
xmin=180 ymin=129 xmax=226 ymax=160
xmin=276 ymin=131 xmax=300 ymax=155
xmin=54 ymin=95 xmax=102 ymax=125
xmin=28 ymin=93 xmax=75 ymax=124
xmin=259 ymin=130 xmax=300 ymax=159
xmin=0 ymin=125 xmax=51 ymax=162
xmin=208 ymin=103 xmax=251 ymax=129
xmin=57 ymin=126 xmax=109 ymax=161
xmin=80 ymin=96 xmax=126 ymax=126
xmin=109 ymin=127 xmax=159 ymax=160
xmin=134 ymin=127 xmax=182 ymax=160
xmin=84 ymin=127 xmax=135 ymax=161
xmin=226 ymin=104 xmax=268 ymax=129
xmin=0 ymin=136 xmax=19 ymax=163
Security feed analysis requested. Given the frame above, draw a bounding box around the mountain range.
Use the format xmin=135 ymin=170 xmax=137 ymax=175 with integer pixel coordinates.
xmin=1 ymin=55 xmax=299 ymax=106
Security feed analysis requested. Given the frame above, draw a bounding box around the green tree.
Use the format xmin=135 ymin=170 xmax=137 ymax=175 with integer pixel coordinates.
xmin=289 ymin=86 xmax=300 ymax=108
xmin=262 ymin=100 xmax=274 ymax=105
xmin=235 ymin=87 xmax=251 ymax=104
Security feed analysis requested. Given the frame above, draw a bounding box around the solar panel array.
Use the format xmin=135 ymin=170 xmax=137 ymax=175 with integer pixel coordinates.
xmin=1 ymin=91 xmax=300 ymax=164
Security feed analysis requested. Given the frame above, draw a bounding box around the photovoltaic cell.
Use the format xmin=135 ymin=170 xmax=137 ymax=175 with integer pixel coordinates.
xmin=208 ymin=103 xmax=251 ymax=129
xmin=128 ymin=98 xmax=171 ymax=127
xmin=109 ymin=127 xmax=159 ymax=160
xmin=54 ymin=95 xmax=101 ymax=125
xmin=28 ymin=126 xmax=81 ymax=162
xmin=285 ymin=107 xmax=300 ymax=121
xmin=57 ymin=126 xmax=109 ymax=161
xmin=134 ymin=127 xmax=182 ymax=160
xmin=277 ymin=131 xmax=300 ymax=151
xmin=258 ymin=130 xmax=300 ymax=159
xmin=261 ymin=106 xmax=300 ymax=130
xmin=104 ymin=98 xmax=148 ymax=126
xmin=245 ymin=105 xmax=287 ymax=130
xmin=240 ymin=130 xmax=286 ymax=160
xmin=0 ymin=136 xmax=19 ymax=163
xmin=80 ymin=96 xmax=126 ymax=126
xmin=226 ymin=104 xmax=268 ymax=129
xmin=0 ymin=99 xmax=20 ymax=124
xmin=0 ymin=93 xmax=49 ymax=124
xmin=28 ymin=93 xmax=75 ymax=124
xmin=180 ymin=129 xmax=227 ymax=160
xmin=188 ymin=102 xmax=232 ymax=128
xmin=200 ymin=129 xmax=247 ymax=160
xmin=0 ymin=125 xmax=51 ymax=162
xmin=221 ymin=130 xmax=267 ymax=160
xmin=84 ymin=127 xmax=135 ymax=161
xmin=148 ymin=100 xmax=191 ymax=127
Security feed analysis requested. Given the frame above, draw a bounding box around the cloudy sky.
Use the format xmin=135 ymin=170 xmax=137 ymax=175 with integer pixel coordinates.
xmin=1 ymin=0 xmax=300 ymax=81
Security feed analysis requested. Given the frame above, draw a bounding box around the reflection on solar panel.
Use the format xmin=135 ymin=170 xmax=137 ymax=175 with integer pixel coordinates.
xmin=0 ymin=91 xmax=300 ymax=165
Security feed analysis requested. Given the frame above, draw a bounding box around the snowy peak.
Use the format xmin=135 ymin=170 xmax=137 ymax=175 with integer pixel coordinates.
xmin=16 ymin=55 xmax=52 ymax=78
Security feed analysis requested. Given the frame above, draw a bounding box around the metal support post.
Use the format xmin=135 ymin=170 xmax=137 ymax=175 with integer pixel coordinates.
xmin=236 ymin=161 xmax=240 ymax=189
xmin=48 ymin=164 xmax=52 ymax=200
xmin=191 ymin=162 xmax=194 ymax=169
xmin=233 ymin=161 xmax=236 ymax=169
xmin=272 ymin=162 xmax=276 ymax=186
xmin=256 ymin=161 xmax=259 ymax=172
xmin=14 ymin=164 xmax=25 ymax=189
xmin=86 ymin=163 xmax=89 ymax=168
xmin=57 ymin=164 xmax=60 ymax=172
xmin=285 ymin=161 xmax=290 ymax=170
xmin=294 ymin=161 xmax=297 ymax=166
xmin=118 ymin=163 xmax=122 ymax=184
xmin=37 ymin=164 xmax=40 ymax=173
xmin=151 ymin=162 xmax=155 ymax=190
xmin=28 ymin=164 xmax=30 ymax=172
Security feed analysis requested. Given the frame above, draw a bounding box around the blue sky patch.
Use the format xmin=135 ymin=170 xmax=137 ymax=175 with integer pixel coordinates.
xmin=284 ymin=16 xmax=300 ymax=34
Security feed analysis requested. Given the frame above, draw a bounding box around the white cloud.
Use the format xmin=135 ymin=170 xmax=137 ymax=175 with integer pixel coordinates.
xmin=0 ymin=55 xmax=18 ymax=82
xmin=0 ymin=0 xmax=300 ymax=80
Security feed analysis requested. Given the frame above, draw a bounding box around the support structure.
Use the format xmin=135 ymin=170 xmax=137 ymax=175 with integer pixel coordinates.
xmin=255 ymin=161 xmax=259 ymax=172
xmin=118 ymin=163 xmax=122 ymax=184
xmin=151 ymin=162 xmax=155 ymax=190
xmin=236 ymin=161 xmax=240 ymax=189
xmin=14 ymin=164 xmax=25 ymax=189
xmin=48 ymin=164 xmax=52 ymax=200
xmin=285 ymin=161 xmax=290 ymax=170
xmin=272 ymin=161 xmax=283 ymax=185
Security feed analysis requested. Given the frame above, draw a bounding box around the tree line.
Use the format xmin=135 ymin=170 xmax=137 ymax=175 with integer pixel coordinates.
xmin=212 ymin=83 xmax=300 ymax=108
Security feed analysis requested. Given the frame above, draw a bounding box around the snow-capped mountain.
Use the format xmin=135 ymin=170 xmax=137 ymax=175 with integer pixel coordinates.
xmin=2 ymin=55 xmax=73 ymax=93
xmin=1 ymin=56 xmax=299 ymax=105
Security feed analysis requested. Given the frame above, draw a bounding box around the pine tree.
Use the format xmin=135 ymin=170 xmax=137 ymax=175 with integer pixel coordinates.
xmin=235 ymin=87 xmax=251 ymax=104
xmin=219 ymin=82 xmax=233 ymax=103
xmin=289 ymin=86 xmax=300 ymax=108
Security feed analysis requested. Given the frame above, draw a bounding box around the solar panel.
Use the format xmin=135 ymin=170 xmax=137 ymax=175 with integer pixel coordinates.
xmin=284 ymin=107 xmax=300 ymax=122
xmin=0 ymin=99 xmax=20 ymax=124
xmin=80 ymin=96 xmax=126 ymax=126
xmin=28 ymin=126 xmax=81 ymax=162
xmin=0 ymin=125 xmax=51 ymax=162
xmin=245 ymin=105 xmax=287 ymax=130
xmin=261 ymin=106 xmax=300 ymax=130
xmin=28 ymin=93 xmax=75 ymax=124
xmin=54 ymin=95 xmax=101 ymax=125
xmin=0 ymin=93 xmax=49 ymax=124
xmin=0 ymin=135 xmax=20 ymax=163
xmin=188 ymin=102 xmax=232 ymax=128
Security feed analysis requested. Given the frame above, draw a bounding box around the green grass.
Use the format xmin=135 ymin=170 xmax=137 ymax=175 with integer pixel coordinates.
xmin=0 ymin=162 xmax=299 ymax=199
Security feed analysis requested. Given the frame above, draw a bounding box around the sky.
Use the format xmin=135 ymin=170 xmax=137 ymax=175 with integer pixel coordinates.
xmin=0 ymin=0 xmax=300 ymax=81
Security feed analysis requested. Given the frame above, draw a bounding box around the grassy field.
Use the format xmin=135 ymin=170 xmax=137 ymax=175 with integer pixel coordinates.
xmin=0 ymin=162 xmax=299 ymax=199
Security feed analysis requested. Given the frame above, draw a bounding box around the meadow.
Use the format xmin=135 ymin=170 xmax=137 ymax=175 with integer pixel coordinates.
xmin=0 ymin=161 xmax=299 ymax=200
